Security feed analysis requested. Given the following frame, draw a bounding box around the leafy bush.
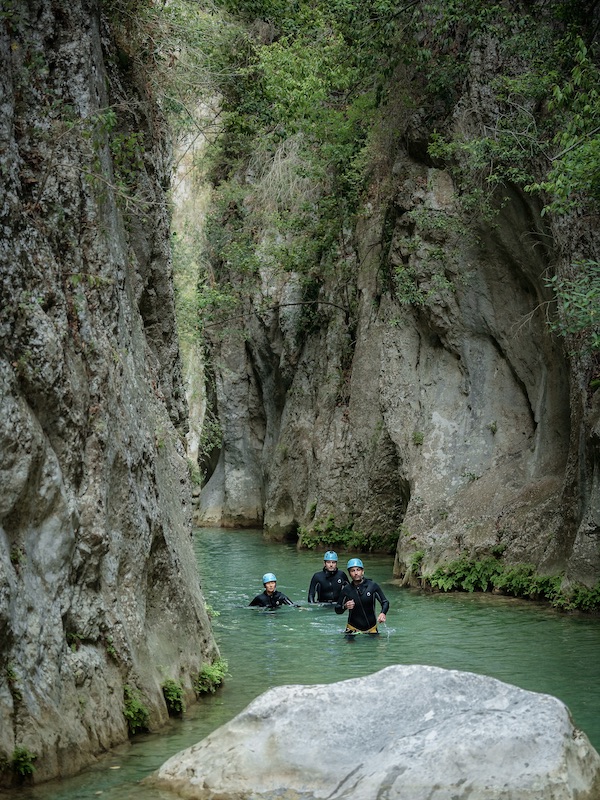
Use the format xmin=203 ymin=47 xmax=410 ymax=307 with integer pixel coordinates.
xmin=299 ymin=516 xmax=362 ymax=550
xmin=298 ymin=516 xmax=396 ymax=554
xmin=123 ymin=685 xmax=150 ymax=735
xmin=424 ymin=556 xmax=600 ymax=613
xmin=194 ymin=659 xmax=228 ymax=695
xmin=428 ymin=556 xmax=503 ymax=593
xmin=526 ymin=38 xmax=600 ymax=216
xmin=409 ymin=550 xmax=425 ymax=575
xmin=11 ymin=747 xmax=36 ymax=778
xmin=495 ymin=563 xmax=533 ymax=595
xmin=545 ymin=260 xmax=600 ymax=353
xmin=369 ymin=529 xmax=401 ymax=554
xmin=554 ymin=581 xmax=600 ymax=612
xmin=162 ymin=679 xmax=186 ymax=716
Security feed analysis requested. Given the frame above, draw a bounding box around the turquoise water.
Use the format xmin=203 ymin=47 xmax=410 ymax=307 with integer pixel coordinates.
xmin=8 ymin=527 xmax=600 ymax=799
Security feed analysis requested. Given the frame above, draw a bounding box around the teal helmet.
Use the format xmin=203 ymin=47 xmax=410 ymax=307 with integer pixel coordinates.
xmin=324 ymin=551 xmax=338 ymax=561
xmin=262 ymin=572 xmax=277 ymax=584
xmin=347 ymin=558 xmax=364 ymax=569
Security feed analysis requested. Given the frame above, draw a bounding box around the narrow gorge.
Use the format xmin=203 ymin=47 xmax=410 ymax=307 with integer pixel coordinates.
xmin=193 ymin=0 xmax=600 ymax=595
xmin=1 ymin=0 xmax=599 ymax=789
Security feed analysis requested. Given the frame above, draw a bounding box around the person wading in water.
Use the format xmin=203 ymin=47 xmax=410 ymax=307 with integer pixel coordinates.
xmin=335 ymin=558 xmax=389 ymax=634
xmin=249 ymin=573 xmax=297 ymax=608
xmin=307 ymin=550 xmax=348 ymax=604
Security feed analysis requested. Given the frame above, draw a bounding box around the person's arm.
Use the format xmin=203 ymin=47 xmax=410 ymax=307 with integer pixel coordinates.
xmin=335 ymin=585 xmax=349 ymax=615
xmin=374 ymin=583 xmax=390 ymax=621
xmin=249 ymin=594 xmax=262 ymax=607
xmin=279 ymin=592 xmax=297 ymax=607
xmin=308 ymin=573 xmax=319 ymax=603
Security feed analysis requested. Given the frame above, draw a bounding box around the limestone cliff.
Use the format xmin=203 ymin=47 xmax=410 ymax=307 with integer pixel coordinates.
xmin=196 ymin=5 xmax=600 ymax=590
xmin=0 ymin=0 xmax=217 ymax=785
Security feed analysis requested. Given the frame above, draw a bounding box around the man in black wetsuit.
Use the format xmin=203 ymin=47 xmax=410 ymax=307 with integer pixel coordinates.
xmin=249 ymin=573 xmax=296 ymax=608
xmin=308 ymin=551 xmax=349 ymax=604
xmin=335 ymin=558 xmax=389 ymax=633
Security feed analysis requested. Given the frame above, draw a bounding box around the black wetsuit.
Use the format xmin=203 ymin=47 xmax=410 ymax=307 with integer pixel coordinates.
xmin=308 ymin=568 xmax=349 ymax=603
xmin=335 ymin=578 xmax=390 ymax=631
xmin=249 ymin=590 xmax=295 ymax=608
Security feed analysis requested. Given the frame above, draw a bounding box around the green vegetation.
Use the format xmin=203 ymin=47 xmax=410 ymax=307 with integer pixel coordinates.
xmin=162 ymin=679 xmax=186 ymax=715
xmin=6 ymin=665 xmax=22 ymax=703
xmin=421 ymin=6 xmax=599 ymax=215
xmin=545 ymin=260 xmax=600 ymax=354
xmin=409 ymin=550 xmax=425 ymax=575
xmin=421 ymin=555 xmax=600 ymax=612
xmin=123 ymin=685 xmax=150 ymax=735
xmin=163 ymin=0 xmax=417 ymax=335
xmin=104 ymin=635 xmax=117 ymax=661
xmin=298 ymin=515 xmax=397 ymax=554
xmin=414 ymin=3 xmax=599 ymax=356
xmin=428 ymin=556 xmax=505 ymax=593
xmin=525 ymin=38 xmax=600 ymax=216
xmin=9 ymin=546 xmax=25 ymax=568
xmin=194 ymin=658 xmax=228 ymax=695
xmin=162 ymin=0 xmax=597 ymax=361
xmin=66 ymin=632 xmax=82 ymax=652
xmin=10 ymin=747 xmax=37 ymax=778
xmin=101 ymin=0 xmax=597 ymax=360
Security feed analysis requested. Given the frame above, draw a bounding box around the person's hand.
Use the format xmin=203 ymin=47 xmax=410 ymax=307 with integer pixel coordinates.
xmin=377 ymin=612 xmax=386 ymax=623
xmin=345 ymin=599 xmax=355 ymax=610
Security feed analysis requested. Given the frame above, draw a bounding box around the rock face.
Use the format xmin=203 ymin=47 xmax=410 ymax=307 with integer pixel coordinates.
xmin=153 ymin=665 xmax=600 ymax=800
xmin=0 ymin=0 xmax=217 ymax=784
xmin=197 ymin=27 xmax=600 ymax=589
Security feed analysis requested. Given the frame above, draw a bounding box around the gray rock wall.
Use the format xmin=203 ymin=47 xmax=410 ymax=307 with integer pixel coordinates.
xmin=0 ymin=0 xmax=217 ymax=784
xmin=197 ymin=42 xmax=599 ymax=586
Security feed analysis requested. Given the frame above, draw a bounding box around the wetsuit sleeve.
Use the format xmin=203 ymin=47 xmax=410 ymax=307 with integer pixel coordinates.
xmin=335 ymin=585 xmax=348 ymax=615
xmin=308 ymin=573 xmax=319 ymax=603
xmin=373 ymin=583 xmax=390 ymax=615
xmin=249 ymin=595 xmax=262 ymax=607
xmin=279 ymin=592 xmax=297 ymax=607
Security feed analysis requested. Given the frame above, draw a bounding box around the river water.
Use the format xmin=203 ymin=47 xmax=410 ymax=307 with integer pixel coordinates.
xmin=9 ymin=526 xmax=600 ymax=799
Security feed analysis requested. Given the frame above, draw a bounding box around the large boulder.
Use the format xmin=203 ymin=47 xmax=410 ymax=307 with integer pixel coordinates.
xmin=151 ymin=665 xmax=600 ymax=800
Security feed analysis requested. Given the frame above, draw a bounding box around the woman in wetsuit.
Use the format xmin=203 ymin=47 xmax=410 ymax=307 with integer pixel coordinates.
xmin=335 ymin=558 xmax=389 ymax=633
xmin=307 ymin=550 xmax=349 ymax=603
xmin=249 ymin=573 xmax=296 ymax=608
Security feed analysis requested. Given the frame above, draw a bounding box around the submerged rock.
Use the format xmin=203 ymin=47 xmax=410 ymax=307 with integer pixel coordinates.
xmin=152 ymin=665 xmax=600 ymax=800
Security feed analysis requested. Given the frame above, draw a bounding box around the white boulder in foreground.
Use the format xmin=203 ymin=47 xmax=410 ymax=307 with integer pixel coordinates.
xmin=151 ymin=665 xmax=600 ymax=800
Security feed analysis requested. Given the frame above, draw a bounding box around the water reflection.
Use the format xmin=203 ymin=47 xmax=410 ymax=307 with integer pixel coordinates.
xmin=6 ymin=527 xmax=599 ymax=800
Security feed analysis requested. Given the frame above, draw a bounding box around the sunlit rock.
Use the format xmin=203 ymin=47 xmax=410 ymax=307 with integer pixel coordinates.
xmin=152 ymin=664 xmax=600 ymax=800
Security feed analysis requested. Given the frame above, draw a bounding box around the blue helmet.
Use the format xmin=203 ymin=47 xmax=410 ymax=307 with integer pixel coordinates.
xmin=347 ymin=558 xmax=364 ymax=569
xmin=324 ymin=551 xmax=338 ymax=561
xmin=262 ymin=572 xmax=277 ymax=584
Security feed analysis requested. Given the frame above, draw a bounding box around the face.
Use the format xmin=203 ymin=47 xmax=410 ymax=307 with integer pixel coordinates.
xmin=324 ymin=560 xmax=337 ymax=571
xmin=264 ymin=580 xmax=276 ymax=594
xmin=349 ymin=567 xmax=364 ymax=582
